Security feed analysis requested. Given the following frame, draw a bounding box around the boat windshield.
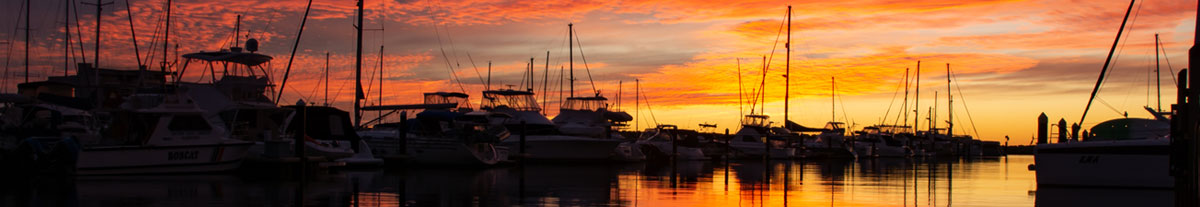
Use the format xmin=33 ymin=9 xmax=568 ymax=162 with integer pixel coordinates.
xmin=561 ymin=96 xmax=607 ymax=111
xmin=481 ymin=90 xmax=541 ymax=112
xmin=824 ymin=122 xmax=845 ymax=130
xmin=742 ymin=115 xmax=770 ymax=127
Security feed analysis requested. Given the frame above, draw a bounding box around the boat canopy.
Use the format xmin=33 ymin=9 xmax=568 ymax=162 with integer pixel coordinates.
xmin=182 ymin=51 xmax=273 ymax=66
xmin=742 ymin=114 xmax=770 ymax=128
xmin=424 ymin=92 xmax=469 ymax=106
xmin=824 ymin=122 xmax=846 ymax=130
xmin=561 ymin=96 xmax=608 ymax=111
xmin=481 ymin=90 xmax=540 ymax=111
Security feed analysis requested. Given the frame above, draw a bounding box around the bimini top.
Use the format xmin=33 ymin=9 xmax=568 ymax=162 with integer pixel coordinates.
xmin=182 ymin=51 xmax=273 ymax=66
xmin=481 ymin=90 xmax=539 ymax=111
xmin=562 ymin=96 xmax=608 ymax=111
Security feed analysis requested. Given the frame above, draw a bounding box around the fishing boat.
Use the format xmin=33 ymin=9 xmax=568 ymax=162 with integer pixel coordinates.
xmin=552 ymin=95 xmax=643 ymax=161
xmin=636 ymin=125 xmax=708 ymax=161
xmin=793 ymin=122 xmax=856 ymax=159
xmin=852 ymin=125 xmax=911 ymax=158
xmin=75 ymin=90 xmax=253 ymax=175
xmin=358 ymin=92 xmax=512 ymax=166
xmin=482 ymin=89 xmax=621 ymax=161
xmin=728 ymin=114 xmax=794 ymax=159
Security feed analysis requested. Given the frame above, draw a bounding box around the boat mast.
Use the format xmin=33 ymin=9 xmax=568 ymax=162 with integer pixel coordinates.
xmin=947 ymin=63 xmax=952 ymax=138
xmin=1080 ymin=0 xmax=1135 ymax=126
xmin=636 ymin=79 xmax=640 ymax=130
xmin=915 ymin=61 xmax=921 ymax=132
xmin=532 ymin=56 xmax=537 ymax=92
xmin=64 ymin=0 xmax=72 ymax=76
xmin=24 ymin=0 xmax=30 ymax=83
xmin=124 ymin=0 xmax=142 ymax=74
xmin=162 ymin=0 xmax=170 ymax=76
xmin=832 ymin=76 xmax=836 ymax=122
xmin=569 ymin=23 xmax=574 ymax=98
xmin=761 ymin=55 xmax=767 ymax=115
xmin=785 ymin=5 xmax=791 ymax=125
xmin=1155 ymin=33 xmax=1162 ymax=112
xmin=83 ymin=0 xmax=112 ymax=69
xmin=902 ymin=68 xmax=909 ymax=128
xmin=486 ymin=61 xmax=491 ymax=90
xmin=325 ymin=52 xmax=329 ymax=106
xmin=354 ymin=0 xmax=364 ymax=127
xmin=738 ymin=58 xmax=744 ymax=118
xmin=378 ymin=45 xmax=384 ymax=119
xmin=543 ymin=51 xmax=549 ymax=111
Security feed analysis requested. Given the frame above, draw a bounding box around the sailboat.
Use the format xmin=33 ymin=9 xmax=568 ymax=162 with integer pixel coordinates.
xmin=1034 ymin=0 xmax=1175 ymax=188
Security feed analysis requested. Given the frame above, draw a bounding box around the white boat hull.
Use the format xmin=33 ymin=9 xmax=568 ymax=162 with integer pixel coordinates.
xmin=1034 ymin=139 xmax=1172 ymax=188
xmin=76 ymin=142 xmax=252 ymax=175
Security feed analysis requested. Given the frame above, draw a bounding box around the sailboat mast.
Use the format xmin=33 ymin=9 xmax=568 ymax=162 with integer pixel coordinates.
xmin=738 ymin=58 xmax=744 ymax=118
xmin=543 ymin=51 xmax=549 ymax=111
xmin=354 ymin=0 xmax=364 ymax=127
xmin=636 ymin=79 xmax=640 ymax=130
xmin=163 ymin=0 xmax=170 ymax=74
xmin=785 ymin=5 xmax=791 ymax=124
xmin=947 ymin=63 xmax=952 ymax=138
xmin=24 ymin=0 xmax=30 ymax=83
xmin=124 ymin=0 xmax=142 ymax=72
xmin=1081 ymin=0 xmax=1135 ymax=126
xmin=325 ymin=52 xmax=329 ymax=106
xmin=378 ymin=45 xmax=384 ymax=119
xmin=832 ymin=77 xmax=836 ymax=122
xmin=902 ymin=68 xmax=909 ymax=127
xmin=915 ymin=61 xmax=921 ymax=132
xmin=761 ymin=56 xmax=767 ymax=114
xmin=569 ymin=23 xmax=574 ymax=98
xmin=84 ymin=0 xmax=113 ymax=69
xmin=65 ymin=0 xmax=72 ymax=76
xmin=1156 ymin=33 xmax=1162 ymax=112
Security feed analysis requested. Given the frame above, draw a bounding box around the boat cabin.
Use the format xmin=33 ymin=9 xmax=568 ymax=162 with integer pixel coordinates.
xmin=742 ymin=114 xmax=771 ymax=128
xmin=561 ymin=96 xmax=608 ymax=111
xmin=481 ymin=90 xmax=541 ymax=112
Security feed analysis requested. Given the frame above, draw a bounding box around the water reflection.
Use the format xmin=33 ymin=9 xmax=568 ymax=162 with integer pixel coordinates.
xmin=0 ymin=155 xmax=1174 ymax=206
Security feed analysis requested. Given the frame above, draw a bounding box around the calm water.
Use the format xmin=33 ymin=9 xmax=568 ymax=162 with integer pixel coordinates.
xmin=0 ymin=155 xmax=1174 ymax=206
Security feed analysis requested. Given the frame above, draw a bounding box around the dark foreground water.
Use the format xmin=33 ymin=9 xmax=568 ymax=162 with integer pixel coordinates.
xmin=0 ymin=155 xmax=1174 ymax=206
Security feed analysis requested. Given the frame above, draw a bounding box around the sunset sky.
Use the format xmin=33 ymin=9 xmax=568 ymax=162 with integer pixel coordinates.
xmin=1 ymin=0 xmax=1196 ymax=144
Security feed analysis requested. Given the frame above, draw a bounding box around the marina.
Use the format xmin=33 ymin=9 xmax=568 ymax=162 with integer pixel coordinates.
xmin=0 ymin=0 xmax=1198 ymax=206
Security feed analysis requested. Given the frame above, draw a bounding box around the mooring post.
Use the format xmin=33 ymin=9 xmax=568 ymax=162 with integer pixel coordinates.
xmin=1174 ymin=69 xmax=1192 ymax=206
xmin=294 ymin=100 xmax=307 ymax=180
xmin=725 ymin=128 xmax=731 ymax=160
xmin=1057 ymin=118 xmax=1068 ymax=143
xmin=398 ymin=111 xmax=408 ymax=156
xmin=1037 ymin=113 xmax=1048 ymax=144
